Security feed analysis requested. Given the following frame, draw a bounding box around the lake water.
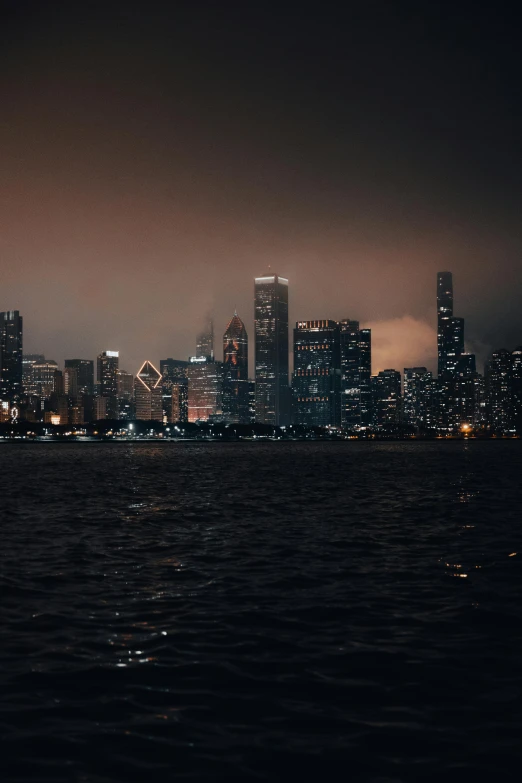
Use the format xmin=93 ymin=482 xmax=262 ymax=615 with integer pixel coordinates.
xmin=1 ymin=441 xmax=521 ymax=781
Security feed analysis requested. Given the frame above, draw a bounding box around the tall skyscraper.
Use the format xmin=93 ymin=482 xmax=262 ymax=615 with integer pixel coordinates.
xmin=339 ymin=320 xmax=372 ymax=428
xmin=196 ymin=319 xmax=214 ymax=359
xmin=222 ymin=312 xmax=249 ymax=423
xmin=134 ymin=361 xmax=163 ymax=421
xmin=293 ymin=320 xmax=341 ymax=427
xmin=187 ymin=356 xmax=223 ymax=422
xmin=254 ymin=273 xmax=289 ymax=425
xmin=97 ymin=351 xmax=119 ymax=418
xmin=0 ymin=310 xmax=23 ymax=402
xmin=437 ymin=272 xmax=465 ymax=377
xmin=64 ymin=359 xmax=95 ymax=396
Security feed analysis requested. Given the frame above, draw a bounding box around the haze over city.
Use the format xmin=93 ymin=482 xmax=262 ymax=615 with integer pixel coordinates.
xmin=1 ymin=2 xmax=521 ymax=376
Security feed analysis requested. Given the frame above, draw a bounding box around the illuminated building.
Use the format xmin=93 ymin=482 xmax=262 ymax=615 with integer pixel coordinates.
xmin=32 ymin=360 xmax=59 ymax=400
xmin=196 ymin=320 xmax=214 ymax=359
xmin=403 ymin=367 xmax=434 ymax=429
xmin=247 ymin=380 xmax=256 ymax=423
xmin=293 ymin=320 xmax=341 ymax=427
xmin=485 ymin=349 xmax=514 ymax=434
xmin=339 ymin=320 xmax=372 ymax=428
xmin=97 ymin=351 xmax=119 ymax=418
xmin=63 ymin=366 xmax=78 ymax=397
xmin=512 ymin=347 xmax=522 ymax=436
xmin=134 ymin=361 xmax=163 ymax=421
xmin=371 ymin=370 xmax=402 ymax=429
xmin=223 ymin=312 xmax=249 ymax=423
xmin=437 ymin=272 xmax=465 ymax=377
xmin=160 ymin=359 xmax=189 ymax=423
xmin=187 ymin=356 xmax=223 ymax=422
xmin=254 ymin=273 xmax=289 ymax=425
xmin=64 ymin=359 xmax=94 ymax=396
xmin=0 ymin=310 xmax=23 ymax=403
xmin=117 ymin=370 xmax=135 ymax=420
xmin=22 ymin=354 xmax=45 ymax=395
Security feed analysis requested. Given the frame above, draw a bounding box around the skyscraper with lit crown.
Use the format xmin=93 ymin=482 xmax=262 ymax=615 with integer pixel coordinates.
xmin=223 ymin=312 xmax=249 ymax=423
xmin=134 ymin=361 xmax=163 ymax=421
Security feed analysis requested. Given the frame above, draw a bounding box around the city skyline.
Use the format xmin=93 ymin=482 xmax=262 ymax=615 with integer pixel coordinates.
xmin=0 ymin=269 xmax=502 ymax=380
xmin=2 ymin=271 xmax=521 ymax=436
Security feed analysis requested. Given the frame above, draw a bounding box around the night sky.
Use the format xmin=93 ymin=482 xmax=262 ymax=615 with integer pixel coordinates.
xmin=1 ymin=1 xmax=521 ymax=375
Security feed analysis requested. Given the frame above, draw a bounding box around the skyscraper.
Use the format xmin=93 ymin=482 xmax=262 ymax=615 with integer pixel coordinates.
xmin=437 ymin=272 xmax=464 ymax=377
xmin=196 ymin=319 xmax=214 ymax=359
xmin=0 ymin=310 xmax=23 ymax=403
xmin=223 ymin=312 xmax=249 ymax=423
xmin=97 ymin=351 xmax=119 ymax=418
xmin=339 ymin=320 xmax=372 ymax=428
xmin=134 ymin=361 xmax=163 ymax=421
xmin=254 ymin=273 xmax=289 ymax=425
xmin=187 ymin=356 xmax=223 ymax=422
xmin=64 ymin=359 xmax=95 ymax=396
xmin=22 ymin=354 xmax=45 ymax=395
xmin=293 ymin=320 xmax=341 ymax=427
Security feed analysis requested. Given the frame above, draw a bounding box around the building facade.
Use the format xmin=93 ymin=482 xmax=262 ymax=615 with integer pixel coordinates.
xmin=254 ymin=273 xmax=289 ymax=425
xmin=187 ymin=356 xmax=223 ymax=422
xmin=372 ymin=370 xmax=402 ymax=429
xmin=222 ymin=312 xmax=249 ymax=423
xmin=160 ymin=359 xmax=189 ymax=423
xmin=0 ymin=310 xmax=23 ymax=403
xmin=403 ymin=367 xmax=434 ymax=430
xmin=134 ymin=361 xmax=163 ymax=421
xmin=97 ymin=351 xmax=119 ymax=418
xmin=339 ymin=319 xmax=372 ymax=429
xmin=293 ymin=320 xmax=341 ymax=427
xmin=64 ymin=359 xmax=95 ymax=396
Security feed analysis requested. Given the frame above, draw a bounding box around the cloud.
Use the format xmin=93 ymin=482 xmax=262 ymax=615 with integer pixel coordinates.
xmin=363 ymin=316 xmax=438 ymax=375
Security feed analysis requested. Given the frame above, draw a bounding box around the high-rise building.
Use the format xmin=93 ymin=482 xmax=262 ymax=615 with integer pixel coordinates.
xmin=22 ymin=354 xmax=45 ymax=395
xmin=339 ymin=320 xmax=372 ymax=428
xmin=293 ymin=320 xmax=341 ymax=427
xmin=187 ymin=356 xmax=223 ymax=422
xmin=0 ymin=310 xmax=23 ymax=402
xmin=437 ymin=272 xmax=465 ymax=377
xmin=196 ymin=320 xmax=214 ymax=359
xmin=160 ymin=359 xmax=189 ymax=423
xmin=223 ymin=312 xmax=249 ymax=423
xmin=64 ymin=360 xmax=95 ymax=396
xmin=485 ymin=349 xmax=514 ymax=434
xmin=134 ymin=361 xmax=163 ymax=421
xmin=117 ymin=370 xmax=135 ymax=420
xmin=254 ymin=273 xmax=289 ymax=425
xmin=512 ymin=347 xmax=522 ymax=436
xmin=371 ymin=370 xmax=402 ymax=429
xmin=97 ymin=351 xmax=119 ymax=418
xmin=403 ymin=367 xmax=434 ymax=430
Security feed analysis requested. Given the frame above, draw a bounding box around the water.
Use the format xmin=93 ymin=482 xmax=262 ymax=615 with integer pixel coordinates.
xmin=1 ymin=441 xmax=521 ymax=782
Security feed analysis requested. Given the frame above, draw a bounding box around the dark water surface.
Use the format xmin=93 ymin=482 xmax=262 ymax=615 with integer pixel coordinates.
xmin=1 ymin=441 xmax=521 ymax=782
